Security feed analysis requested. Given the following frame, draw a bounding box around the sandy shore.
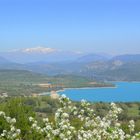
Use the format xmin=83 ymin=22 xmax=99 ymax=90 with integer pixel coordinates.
xmin=50 ymin=91 xmax=59 ymax=99
xmin=56 ymin=86 xmax=117 ymax=94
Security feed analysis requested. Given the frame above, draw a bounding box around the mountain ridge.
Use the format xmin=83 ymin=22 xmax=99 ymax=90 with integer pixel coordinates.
xmin=0 ymin=51 xmax=140 ymax=81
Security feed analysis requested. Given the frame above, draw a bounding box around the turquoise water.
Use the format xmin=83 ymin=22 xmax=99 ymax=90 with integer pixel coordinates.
xmin=58 ymin=82 xmax=140 ymax=102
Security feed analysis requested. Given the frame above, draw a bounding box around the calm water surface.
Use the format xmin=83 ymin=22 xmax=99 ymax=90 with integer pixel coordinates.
xmin=58 ymin=82 xmax=140 ymax=102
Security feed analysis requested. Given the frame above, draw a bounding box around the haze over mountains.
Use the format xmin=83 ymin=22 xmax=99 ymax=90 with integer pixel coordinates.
xmin=0 ymin=56 xmax=10 ymax=64
xmin=0 ymin=47 xmax=84 ymax=63
xmin=0 ymin=47 xmax=140 ymax=81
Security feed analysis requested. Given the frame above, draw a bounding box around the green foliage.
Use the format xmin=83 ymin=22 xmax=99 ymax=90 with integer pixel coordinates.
xmin=0 ymin=70 xmax=114 ymax=96
xmin=1 ymin=95 xmax=140 ymax=140
xmin=0 ymin=97 xmax=35 ymax=138
xmin=1 ymin=96 xmax=140 ymax=139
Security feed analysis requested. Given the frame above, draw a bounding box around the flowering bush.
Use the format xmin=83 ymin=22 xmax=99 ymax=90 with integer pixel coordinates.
xmin=1 ymin=95 xmax=140 ymax=140
xmin=0 ymin=111 xmax=20 ymax=140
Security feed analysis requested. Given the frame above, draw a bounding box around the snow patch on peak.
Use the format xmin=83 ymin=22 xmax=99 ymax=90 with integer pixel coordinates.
xmin=21 ymin=47 xmax=56 ymax=54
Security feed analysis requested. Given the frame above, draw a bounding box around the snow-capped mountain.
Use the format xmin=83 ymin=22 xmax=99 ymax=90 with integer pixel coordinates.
xmin=20 ymin=47 xmax=56 ymax=54
xmin=0 ymin=47 xmax=84 ymax=63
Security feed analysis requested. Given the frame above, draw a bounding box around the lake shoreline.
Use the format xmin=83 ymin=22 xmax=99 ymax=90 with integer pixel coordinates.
xmin=111 ymin=81 xmax=140 ymax=83
xmin=56 ymin=86 xmax=117 ymax=94
xmin=39 ymin=85 xmax=117 ymax=97
xmin=56 ymin=82 xmax=140 ymax=102
xmin=41 ymin=81 xmax=140 ymax=98
xmin=56 ymin=81 xmax=140 ymax=94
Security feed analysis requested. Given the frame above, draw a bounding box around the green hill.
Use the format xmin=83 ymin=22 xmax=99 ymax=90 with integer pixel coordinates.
xmin=0 ymin=70 xmax=113 ymax=96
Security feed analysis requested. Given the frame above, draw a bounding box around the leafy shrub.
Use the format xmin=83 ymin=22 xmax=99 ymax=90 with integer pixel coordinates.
xmin=1 ymin=95 xmax=140 ymax=140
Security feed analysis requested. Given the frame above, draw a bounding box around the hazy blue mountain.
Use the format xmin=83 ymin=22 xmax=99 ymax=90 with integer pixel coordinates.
xmin=78 ymin=55 xmax=140 ymax=81
xmin=0 ymin=56 xmax=11 ymax=64
xmin=111 ymin=54 xmax=140 ymax=62
xmin=1 ymin=49 xmax=140 ymax=81
xmin=77 ymin=53 xmax=111 ymax=63
xmin=0 ymin=56 xmax=26 ymax=70
xmin=94 ymin=62 xmax=140 ymax=81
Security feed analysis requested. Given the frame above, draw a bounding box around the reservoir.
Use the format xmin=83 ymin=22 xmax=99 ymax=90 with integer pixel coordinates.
xmin=58 ymin=82 xmax=140 ymax=102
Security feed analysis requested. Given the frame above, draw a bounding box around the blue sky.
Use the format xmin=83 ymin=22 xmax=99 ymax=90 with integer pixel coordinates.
xmin=0 ymin=0 xmax=140 ymax=54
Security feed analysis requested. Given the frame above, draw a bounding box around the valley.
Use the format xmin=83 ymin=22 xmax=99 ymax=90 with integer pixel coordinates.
xmin=0 ymin=69 xmax=113 ymax=96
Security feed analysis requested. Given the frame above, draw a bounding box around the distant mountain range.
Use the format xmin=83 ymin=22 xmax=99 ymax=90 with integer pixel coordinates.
xmin=0 ymin=47 xmax=140 ymax=81
xmin=0 ymin=56 xmax=11 ymax=64
xmin=77 ymin=53 xmax=111 ymax=63
xmin=0 ymin=47 xmax=84 ymax=63
xmin=112 ymin=54 xmax=140 ymax=62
